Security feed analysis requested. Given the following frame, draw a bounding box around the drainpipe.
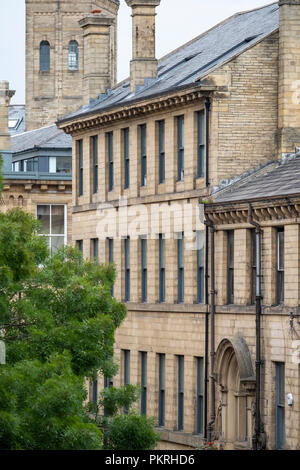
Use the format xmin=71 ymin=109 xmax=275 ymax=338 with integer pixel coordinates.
xmin=207 ymin=223 xmax=216 ymax=441
xmin=248 ymin=204 xmax=264 ymax=450
xmin=204 ymin=224 xmax=209 ymax=439
xmin=205 ymin=97 xmax=211 ymax=188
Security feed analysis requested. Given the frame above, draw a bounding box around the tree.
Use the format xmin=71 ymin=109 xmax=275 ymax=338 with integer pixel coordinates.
xmin=0 ymin=208 xmax=159 ymax=450
xmin=96 ymin=385 xmax=161 ymax=450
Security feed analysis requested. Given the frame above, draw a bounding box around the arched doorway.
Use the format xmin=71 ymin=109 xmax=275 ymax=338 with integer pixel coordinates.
xmin=215 ymin=336 xmax=256 ymax=449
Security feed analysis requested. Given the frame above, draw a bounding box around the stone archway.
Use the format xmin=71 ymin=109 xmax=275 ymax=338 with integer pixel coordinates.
xmin=214 ymin=336 xmax=256 ymax=450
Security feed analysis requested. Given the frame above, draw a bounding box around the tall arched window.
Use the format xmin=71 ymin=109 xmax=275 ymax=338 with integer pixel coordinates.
xmin=40 ymin=41 xmax=50 ymax=72
xmin=68 ymin=40 xmax=79 ymax=71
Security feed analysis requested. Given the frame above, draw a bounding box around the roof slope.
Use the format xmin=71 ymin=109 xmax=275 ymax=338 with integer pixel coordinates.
xmin=11 ymin=124 xmax=72 ymax=154
xmin=59 ymin=2 xmax=279 ymax=122
xmin=213 ymin=156 xmax=300 ymax=203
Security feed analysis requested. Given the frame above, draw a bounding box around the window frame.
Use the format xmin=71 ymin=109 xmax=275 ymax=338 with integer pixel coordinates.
xmin=177 ymin=115 xmax=184 ymax=181
xmin=197 ymin=230 xmax=204 ymax=304
xmin=107 ymin=132 xmax=114 ymax=192
xmin=77 ymin=139 xmax=83 ymax=197
xmin=124 ymin=237 xmax=130 ymax=302
xmin=158 ymin=120 xmax=165 ymax=184
xmin=68 ymin=40 xmax=79 ymax=71
xmin=275 ymin=362 xmax=285 ymax=449
xmin=91 ymin=135 xmax=98 ymax=194
xmin=141 ymin=238 xmax=147 ymax=302
xmin=227 ymin=230 xmax=234 ymax=304
xmin=276 ymin=228 xmax=284 ymax=305
xmin=140 ymin=124 xmax=147 ymax=187
xmin=36 ymin=204 xmax=67 ymax=255
xmin=177 ymin=234 xmax=184 ymax=303
xmin=40 ymin=40 xmax=50 ymax=72
xmin=158 ymin=353 xmax=165 ymax=427
xmin=197 ymin=110 xmax=205 ymax=178
xmin=123 ymin=128 xmax=130 ymax=190
xmin=177 ymin=355 xmax=184 ymax=431
xmin=140 ymin=351 xmax=147 ymax=415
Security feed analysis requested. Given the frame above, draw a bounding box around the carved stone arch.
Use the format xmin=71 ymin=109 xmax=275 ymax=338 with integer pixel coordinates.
xmin=8 ymin=195 xmax=15 ymax=208
xmin=215 ymin=336 xmax=255 ymax=384
xmin=214 ymin=336 xmax=256 ymax=449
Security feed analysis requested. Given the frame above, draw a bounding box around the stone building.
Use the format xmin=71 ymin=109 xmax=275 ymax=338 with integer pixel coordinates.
xmin=0 ymin=81 xmax=72 ymax=250
xmin=56 ymin=0 xmax=300 ymax=450
xmin=25 ymin=0 xmax=120 ymax=131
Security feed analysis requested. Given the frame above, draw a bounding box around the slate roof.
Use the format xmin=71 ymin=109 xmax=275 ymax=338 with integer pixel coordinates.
xmin=213 ymin=156 xmax=300 ymax=203
xmin=8 ymin=105 xmax=26 ymax=135
xmin=11 ymin=124 xmax=72 ymax=154
xmin=59 ymin=2 xmax=279 ymax=123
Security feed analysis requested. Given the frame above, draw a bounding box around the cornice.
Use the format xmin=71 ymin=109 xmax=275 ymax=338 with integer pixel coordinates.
xmin=57 ymin=85 xmax=217 ymax=135
xmin=205 ymin=196 xmax=300 ymax=226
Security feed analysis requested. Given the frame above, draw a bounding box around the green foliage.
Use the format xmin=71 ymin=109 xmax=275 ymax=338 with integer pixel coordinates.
xmin=0 ymin=209 xmax=127 ymax=450
xmin=103 ymin=413 xmax=161 ymax=451
xmin=0 ymin=153 xmax=3 ymax=196
xmin=0 ymin=207 xmax=159 ymax=450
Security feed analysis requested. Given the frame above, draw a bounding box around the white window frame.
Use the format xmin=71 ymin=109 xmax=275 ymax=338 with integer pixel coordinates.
xmin=36 ymin=204 xmax=67 ymax=254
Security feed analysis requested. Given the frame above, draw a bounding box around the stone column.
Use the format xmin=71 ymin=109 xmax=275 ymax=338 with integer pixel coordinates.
xmin=262 ymin=226 xmax=277 ymax=306
xmin=0 ymin=81 xmax=15 ymax=151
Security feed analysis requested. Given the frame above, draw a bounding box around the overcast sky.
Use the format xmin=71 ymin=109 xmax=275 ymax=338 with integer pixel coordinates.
xmin=0 ymin=0 xmax=274 ymax=104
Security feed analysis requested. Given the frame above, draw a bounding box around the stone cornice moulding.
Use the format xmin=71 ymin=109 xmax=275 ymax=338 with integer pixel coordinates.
xmin=205 ymin=196 xmax=300 ymax=226
xmin=57 ymin=85 xmax=217 ymax=135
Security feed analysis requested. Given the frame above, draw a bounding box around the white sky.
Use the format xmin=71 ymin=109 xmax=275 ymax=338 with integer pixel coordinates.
xmin=0 ymin=0 xmax=275 ymax=104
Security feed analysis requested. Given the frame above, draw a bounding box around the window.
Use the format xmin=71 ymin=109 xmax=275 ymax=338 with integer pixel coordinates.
xmin=91 ymin=136 xmax=98 ymax=194
xmin=159 ymin=235 xmax=165 ymax=303
xmin=49 ymin=156 xmax=72 ymax=174
xmin=68 ymin=40 xmax=79 ymax=71
xmin=197 ymin=110 xmax=205 ymax=178
xmin=177 ymin=355 xmax=184 ymax=431
xmin=197 ymin=231 xmax=204 ymax=303
xmin=92 ymin=238 xmax=99 ymax=262
xmin=104 ymin=377 xmax=113 ymax=388
xmin=251 ymin=230 xmax=257 ymax=304
xmin=124 ymin=237 xmax=130 ymax=302
xmin=140 ymin=124 xmax=147 ymax=187
xmin=196 ymin=357 xmax=204 ymax=434
xmin=40 ymin=41 xmax=50 ymax=72
xmin=76 ymin=240 xmax=83 ymax=253
xmin=178 ymin=234 xmax=184 ymax=303
xmin=92 ymin=379 xmax=98 ymax=405
xmin=107 ymin=132 xmax=114 ymax=192
xmin=158 ymin=354 xmax=165 ymax=427
xmin=158 ymin=120 xmax=165 ymax=184
xmin=275 ymin=362 xmax=285 ymax=449
xmin=108 ymin=238 xmax=114 ymax=296
xmin=140 ymin=352 xmax=147 ymax=415
xmin=123 ymin=350 xmax=130 ymax=414
xmin=141 ymin=238 xmax=147 ymax=302
xmin=123 ymin=128 xmax=130 ymax=189
xmin=227 ymin=230 xmax=234 ymax=304
xmin=77 ymin=140 xmax=83 ymax=197
xmin=37 ymin=205 xmax=67 ymax=255
xmin=277 ymin=228 xmax=284 ymax=305
xmin=177 ymin=116 xmax=184 ymax=181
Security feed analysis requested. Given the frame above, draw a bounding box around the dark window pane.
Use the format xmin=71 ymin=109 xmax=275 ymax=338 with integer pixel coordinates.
xmin=197 ymin=110 xmax=205 ymax=178
xmin=37 ymin=205 xmax=50 ymax=234
xmin=40 ymin=41 xmax=50 ymax=71
xmin=51 ymin=205 xmax=65 ymax=234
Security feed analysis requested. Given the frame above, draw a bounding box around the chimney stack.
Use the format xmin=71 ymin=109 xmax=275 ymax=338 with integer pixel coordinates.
xmin=0 ymin=81 xmax=15 ymax=151
xmin=79 ymin=12 xmax=114 ymax=104
xmin=279 ymin=0 xmax=300 ymax=155
xmin=126 ymin=0 xmax=161 ymax=93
